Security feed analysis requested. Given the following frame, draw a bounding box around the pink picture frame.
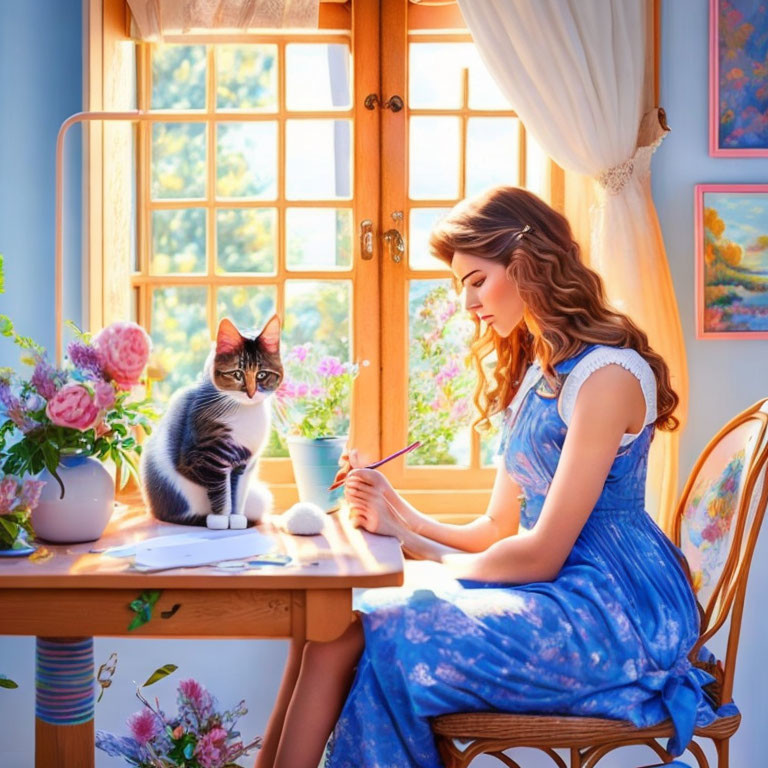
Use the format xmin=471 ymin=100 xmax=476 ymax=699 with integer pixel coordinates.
xmin=695 ymin=183 xmax=768 ymax=339
xmin=709 ymin=0 xmax=768 ymax=156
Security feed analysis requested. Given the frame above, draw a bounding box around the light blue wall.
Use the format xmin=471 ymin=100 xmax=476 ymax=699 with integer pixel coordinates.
xmin=1 ymin=1 xmax=767 ymax=767
xmin=0 ymin=0 xmax=83 ymax=367
xmin=650 ymin=1 xmax=768 ymax=765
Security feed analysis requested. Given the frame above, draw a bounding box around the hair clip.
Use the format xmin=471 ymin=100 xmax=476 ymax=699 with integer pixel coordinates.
xmin=513 ymin=224 xmax=533 ymax=242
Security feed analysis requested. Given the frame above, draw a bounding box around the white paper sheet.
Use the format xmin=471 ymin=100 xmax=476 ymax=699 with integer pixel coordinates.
xmin=105 ymin=529 xmax=264 ymax=559
xmin=131 ymin=530 xmax=277 ymax=571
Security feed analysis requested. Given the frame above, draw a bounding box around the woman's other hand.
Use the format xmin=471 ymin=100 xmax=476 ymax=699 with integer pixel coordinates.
xmin=345 ymin=469 xmax=404 ymax=538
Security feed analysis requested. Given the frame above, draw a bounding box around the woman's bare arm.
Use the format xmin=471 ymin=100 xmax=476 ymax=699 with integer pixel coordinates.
xmin=440 ymin=365 xmax=646 ymax=583
xmin=387 ymin=462 xmax=522 ymax=553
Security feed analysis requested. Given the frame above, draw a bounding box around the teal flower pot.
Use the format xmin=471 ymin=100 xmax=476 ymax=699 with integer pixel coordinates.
xmin=287 ymin=436 xmax=347 ymax=512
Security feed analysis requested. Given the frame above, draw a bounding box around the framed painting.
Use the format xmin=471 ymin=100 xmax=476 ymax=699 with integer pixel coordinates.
xmin=695 ymin=184 xmax=768 ymax=339
xmin=709 ymin=0 xmax=768 ymax=156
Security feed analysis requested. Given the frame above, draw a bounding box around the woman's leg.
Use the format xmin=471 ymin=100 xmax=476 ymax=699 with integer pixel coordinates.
xmin=254 ymin=636 xmax=306 ymax=768
xmin=273 ymin=617 xmax=365 ymax=768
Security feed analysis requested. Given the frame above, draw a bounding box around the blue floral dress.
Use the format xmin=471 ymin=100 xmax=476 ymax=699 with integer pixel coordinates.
xmin=325 ymin=344 xmax=737 ymax=768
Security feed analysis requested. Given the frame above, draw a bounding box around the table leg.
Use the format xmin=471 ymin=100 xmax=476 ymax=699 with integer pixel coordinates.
xmin=35 ymin=636 xmax=95 ymax=768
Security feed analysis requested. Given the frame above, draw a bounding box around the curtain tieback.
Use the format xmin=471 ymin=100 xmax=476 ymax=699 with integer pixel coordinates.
xmin=595 ymin=114 xmax=669 ymax=197
xmin=596 ymin=156 xmax=637 ymax=196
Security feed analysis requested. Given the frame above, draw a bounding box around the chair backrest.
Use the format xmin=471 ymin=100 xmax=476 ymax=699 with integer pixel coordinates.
xmin=672 ymin=398 xmax=768 ymax=706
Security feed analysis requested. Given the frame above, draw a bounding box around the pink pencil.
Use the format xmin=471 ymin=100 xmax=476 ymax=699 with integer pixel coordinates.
xmin=327 ymin=441 xmax=422 ymax=491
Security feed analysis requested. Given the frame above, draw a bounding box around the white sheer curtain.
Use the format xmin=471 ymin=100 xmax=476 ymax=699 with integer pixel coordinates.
xmin=126 ymin=0 xmax=319 ymax=39
xmin=457 ymin=0 xmax=687 ymax=531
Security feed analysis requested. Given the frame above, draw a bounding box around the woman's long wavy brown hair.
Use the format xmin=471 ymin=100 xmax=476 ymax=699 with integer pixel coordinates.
xmin=429 ymin=186 xmax=679 ymax=435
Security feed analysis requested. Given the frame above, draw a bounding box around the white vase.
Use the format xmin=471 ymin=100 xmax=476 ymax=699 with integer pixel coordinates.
xmin=31 ymin=455 xmax=116 ymax=544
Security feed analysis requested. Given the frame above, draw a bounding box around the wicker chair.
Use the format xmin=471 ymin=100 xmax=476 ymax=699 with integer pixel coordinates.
xmin=431 ymin=398 xmax=768 ymax=768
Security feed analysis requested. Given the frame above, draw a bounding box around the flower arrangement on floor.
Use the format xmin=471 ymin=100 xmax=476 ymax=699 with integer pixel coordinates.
xmin=0 ymin=472 xmax=44 ymax=551
xmin=96 ymin=677 xmax=262 ymax=768
xmin=273 ymin=343 xmax=368 ymax=439
xmin=0 ymin=315 xmax=157 ymax=497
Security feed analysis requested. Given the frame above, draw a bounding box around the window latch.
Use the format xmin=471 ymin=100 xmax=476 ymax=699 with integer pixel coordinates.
xmin=364 ymin=94 xmax=404 ymax=112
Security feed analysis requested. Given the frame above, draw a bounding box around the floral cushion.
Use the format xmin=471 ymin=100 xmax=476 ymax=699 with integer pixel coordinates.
xmin=680 ymin=420 xmax=762 ymax=606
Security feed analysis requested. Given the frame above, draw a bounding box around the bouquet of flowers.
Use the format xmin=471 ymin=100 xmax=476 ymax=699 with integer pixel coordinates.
xmin=0 ymin=316 xmax=156 ymax=497
xmin=96 ymin=677 xmax=262 ymax=768
xmin=273 ymin=342 xmax=368 ymax=439
xmin=0 ymin=472 xmax=44 ymax=550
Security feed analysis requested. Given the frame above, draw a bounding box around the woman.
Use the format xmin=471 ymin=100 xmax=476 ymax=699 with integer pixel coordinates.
xmin=257 ymin=186 xmax=721 ymax=768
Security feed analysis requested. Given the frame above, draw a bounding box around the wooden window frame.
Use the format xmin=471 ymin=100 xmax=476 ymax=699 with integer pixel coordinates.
xmin=85 ymin=0 xmax=563 ymax=520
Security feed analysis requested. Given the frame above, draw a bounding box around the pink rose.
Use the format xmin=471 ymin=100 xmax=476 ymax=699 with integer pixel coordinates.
xmin=93 ymin=380 xmax=116 ymax=410
xmin=93 ymin=322 xmax=151 ymax=390
xmin=46 ymin=384 xmax=100 ymax=431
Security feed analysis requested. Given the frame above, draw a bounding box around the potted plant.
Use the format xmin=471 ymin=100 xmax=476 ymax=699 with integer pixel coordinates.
xmin=0 ymin=316 xmax=156 ymax=543
xmin=273 ymin=344 xmax=367 ymax=511
xmin=96 ymin=676 xmax=262 ymax=767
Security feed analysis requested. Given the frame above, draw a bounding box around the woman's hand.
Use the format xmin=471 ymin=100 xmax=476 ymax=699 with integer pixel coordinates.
xmin=345 ymin=468 xmax=406 ymax=539
xmin=333 ymin=447 xmax=366 ymax=486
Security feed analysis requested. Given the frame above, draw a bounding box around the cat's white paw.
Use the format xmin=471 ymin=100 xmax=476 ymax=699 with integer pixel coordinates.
xmin=206 ymin=514 xmax=229 ymax=530
xmin=243 ymin=482 xmax=273 ymax=523
xmin=229 ymin=514 xmax=247 ymax=529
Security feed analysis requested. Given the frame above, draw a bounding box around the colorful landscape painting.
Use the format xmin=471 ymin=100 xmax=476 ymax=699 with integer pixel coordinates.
xmin=710 ymin=0 xmax=768 ymax=155
xmin=696 ymin=185 xmax=768 ymax=338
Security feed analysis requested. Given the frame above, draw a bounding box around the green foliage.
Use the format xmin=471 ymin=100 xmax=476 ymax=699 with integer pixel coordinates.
xmin=128 ymin=590 xmax=162 ymax=632
xmin=143 ymin=663 xmax=178 ymax=687
xmin=0 ymin=507 xmax=34 ymax=551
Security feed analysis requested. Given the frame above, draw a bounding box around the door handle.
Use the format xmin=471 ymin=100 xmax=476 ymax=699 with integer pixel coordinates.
xmin=382 ymin=211 xmax=405 ymax=263
xmin=360 ymin=219 xmax=374 ymax=260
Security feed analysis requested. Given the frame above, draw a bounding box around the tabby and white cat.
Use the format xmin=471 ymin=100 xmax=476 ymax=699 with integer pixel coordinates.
xmin=141 ymin=315 xmax=283 ymax=529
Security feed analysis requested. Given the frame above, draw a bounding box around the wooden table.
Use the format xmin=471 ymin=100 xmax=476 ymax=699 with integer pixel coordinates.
xmin=0 ymin=501 xmax=404 ymax=767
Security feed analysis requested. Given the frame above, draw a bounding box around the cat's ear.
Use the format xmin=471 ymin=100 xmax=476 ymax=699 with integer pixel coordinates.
xmin=216 ymin=318 xmax=243 ymax=356
xmin=258 ymin=314 xmax=281 ymax=354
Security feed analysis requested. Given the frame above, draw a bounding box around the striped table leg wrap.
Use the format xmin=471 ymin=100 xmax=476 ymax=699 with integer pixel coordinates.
xmin=35 ymin=638 xmax=95 ymax=725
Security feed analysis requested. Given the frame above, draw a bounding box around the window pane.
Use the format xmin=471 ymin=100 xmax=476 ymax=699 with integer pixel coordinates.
xmin=151 ymin=208 xmax=206 ymax=275
xmin=217 ymin=285 xmax=277 ymax=333
xmin=408 ymin=280 xmax=475 ymax=466
xmin=216 ymin=44 xmax=277 ymax=111
xmin=280 ymin=281 xmax=353 ymax=447
xmin=466 ymin=47 xmax=510 ymax=110
xmin=286 ymin=44 xmax=351 ymax=110
xmin=216 ymin=208 xmax=276 ymax=273
xmin=152 ymin=45 xmax=206 ymax=110
xmin=286 ymin=120 xmax=352 ymax=199
xmin=150 ymin=287 xmax=210 ymax=403
xmin=286 ymin=208 xmax=352 ymax=270
xmin=409 ymin=208 xmax=451 ymax=270
xmin=480 ymin=352 xmax=501 ymax=467
xmin=283 ymin=280 xmax=351 ymax=360
xmin=409 ymin=43 xmax=509 ymax=111
xmin=526 ymin=131 xmax=548 ymax=200
xmin=409 ymin=117 xmax=460 ymax=200
xmin=466 ymin=117 xmax=519 ymax=197
xmin=152 ymin=123 xmax=206 ymax=199
xmin=409 ymin=42 xmax=473 ymax=109
xmin=216 ymin=122 xmax=277 ymax=198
